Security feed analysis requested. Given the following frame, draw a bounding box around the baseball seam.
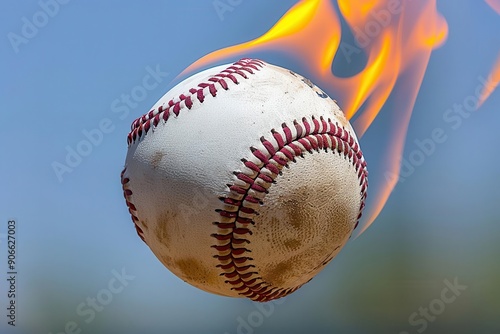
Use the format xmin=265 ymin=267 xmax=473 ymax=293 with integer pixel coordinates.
xmin=126 ymin=58 xmax=265 ymax=145
xmin=120 ymin=58 xmax=368 ymax=301
xmin=121 ymin=168 xmax=145 ymax=242
xmin=212 ymin=117 xmax=367 ymax=302
xmin=122 ymin=58 xmax=264 ymax=243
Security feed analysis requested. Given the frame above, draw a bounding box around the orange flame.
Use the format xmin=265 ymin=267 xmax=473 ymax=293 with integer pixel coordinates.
xmin=485 ymin=0 xmax=500 ymax=15
xmin=478 ymin=53 xmax=500 ymax=108
xmin=478 ymin=0 xmax=500 ymax=107
xmin=179 ymin=0 xmax=448 ymax=237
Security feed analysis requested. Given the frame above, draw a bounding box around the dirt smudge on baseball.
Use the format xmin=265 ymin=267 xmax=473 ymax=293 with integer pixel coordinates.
xmin=151 ymin=151 xmax=164 ymax=169
xmin=283 ymin=238 xmax=302 ymax=251
xmin=155 ymin=211 xmax=178 ymax=247
xmin=175 ymin=257 xmax=215 ymax=286
xmin=262 ymin=257 xmax=296 ymax=287
xmin=251 ymin=153 xmax=358 ymax=289
xmin=138 ymin=219 xmax=149 ymax=231
xmin=277 ymin=185 xmax=328 ymax=243
xmin=281 ymin=195 xmax=310 ymax=231
xmin=159 ymin=254 xmax=175 ymax=272
xmin=279 ymin=183 xmax=353 ymax=248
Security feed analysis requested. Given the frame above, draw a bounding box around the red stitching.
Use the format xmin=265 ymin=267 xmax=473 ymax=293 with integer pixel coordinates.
xmin=122 ymin=58 xmax=368 ymax=301
xmin=127 ymin=58 xmax=265 ymax=145
xmin=121 ymin=167 xmax=146 ymax=243
xmin=212 ymin=117 xmax=368 ymax=302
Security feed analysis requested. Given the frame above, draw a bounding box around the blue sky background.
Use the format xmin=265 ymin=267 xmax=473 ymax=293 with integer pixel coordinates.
xmin=1 ymin=1 xmax=499 ymax=333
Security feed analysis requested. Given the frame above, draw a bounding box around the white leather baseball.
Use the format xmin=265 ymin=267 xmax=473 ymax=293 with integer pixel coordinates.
xmin=121 ymin=58 xmax=368 ymax=302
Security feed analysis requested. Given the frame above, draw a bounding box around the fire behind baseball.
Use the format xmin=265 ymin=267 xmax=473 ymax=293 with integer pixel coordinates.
xmin=121 ymin=58 xmax=368 ymax=302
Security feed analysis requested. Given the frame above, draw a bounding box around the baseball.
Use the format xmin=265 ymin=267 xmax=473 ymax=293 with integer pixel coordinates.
xmin=121 ymin=58 xmax=368 ymax=302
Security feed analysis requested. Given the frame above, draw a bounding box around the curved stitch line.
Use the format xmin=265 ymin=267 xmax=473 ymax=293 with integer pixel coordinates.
xmin=121 ymin=58 xmax=368 ymax=302
xmin=127 ymin=58 xmax=265 ymax=145
xmin=121 ymin=167 xmax=146 ymax=243
xmin=122 ymin=58 xmax=265 ymax=245
xmin=212 ymin=117 xmax=368 ymax=302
